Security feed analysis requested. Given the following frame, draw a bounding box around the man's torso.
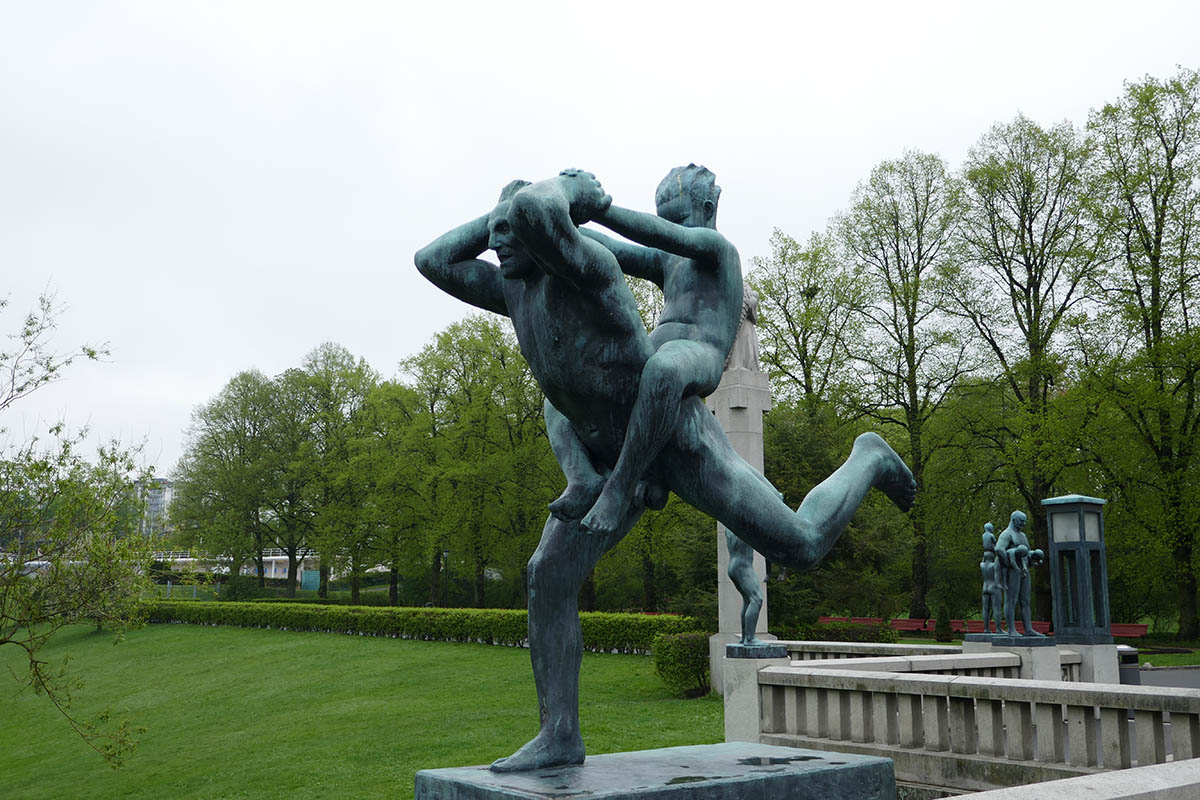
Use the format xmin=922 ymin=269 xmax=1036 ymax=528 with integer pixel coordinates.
xmin=504 ymin=272 xmax=654 ymax=465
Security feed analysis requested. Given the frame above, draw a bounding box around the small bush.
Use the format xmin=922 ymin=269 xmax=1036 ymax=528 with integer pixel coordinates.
xmin=221 ymin=575 xmax=267 ymax=601
xmin=934 ymin=607 xmax=954 ymax=642
xmin=773 ymin=621 xmax=898 ymax=644
xmin=147 ymin=601 xmax=701 ymax=654
xmin=653 ymin=632 xmax=711 ymax=697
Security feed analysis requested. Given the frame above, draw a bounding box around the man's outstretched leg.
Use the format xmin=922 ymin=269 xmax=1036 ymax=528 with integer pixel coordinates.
xmin=491 ymin=506 xmax=644 ymax=772
xmin=667 ymin=402 xmax=915 ymax=571
xmin=582 ymin=340 xmax=719 ymax=536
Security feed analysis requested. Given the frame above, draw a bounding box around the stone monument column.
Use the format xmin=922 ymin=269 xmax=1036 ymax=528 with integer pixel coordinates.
xmin=707 ymin=287 xmax=774 ymax=693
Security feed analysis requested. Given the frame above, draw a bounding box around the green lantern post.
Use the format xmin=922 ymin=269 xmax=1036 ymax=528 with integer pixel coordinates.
xmin=1042 ymin=495 xmax=1112 ymax=645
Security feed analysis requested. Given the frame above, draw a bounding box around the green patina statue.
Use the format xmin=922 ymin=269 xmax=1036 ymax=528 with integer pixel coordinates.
xmin=414 ymin=168 xmax=916 ymax=772
xmin=995 ymin=510 xmax=1045 ymax=637
xmin=980 ymin=522 xmax=1004 ymax=634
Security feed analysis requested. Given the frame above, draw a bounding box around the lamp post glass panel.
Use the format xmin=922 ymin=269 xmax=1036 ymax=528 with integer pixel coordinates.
xmin=1043 ymin=495 xmax=1112 ymax=644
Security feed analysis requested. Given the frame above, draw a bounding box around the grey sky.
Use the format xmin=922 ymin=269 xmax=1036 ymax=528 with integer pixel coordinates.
xmin=3 ymin=1 xmax=1197 ymax=474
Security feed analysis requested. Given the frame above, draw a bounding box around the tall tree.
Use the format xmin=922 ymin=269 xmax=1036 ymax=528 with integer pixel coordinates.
xmin=839 ymin=150 xmax=974 ymax=617
xmin=354 ymin=381 xmax=426 ymax=605
xmin=1086 ymin=68 xmax=1200 ymax=637
xmin=172 ymin=370 xmax=273 ymax=582
xmin=749 ymin=229 xmax=863 ymax=416
xmin=952 ymin=114 xmax=1106 ymax=617
xmin=259 ymin=369 xmax=318 ymax=597
xmin=296 ymin=343 xmax=379 ymax=601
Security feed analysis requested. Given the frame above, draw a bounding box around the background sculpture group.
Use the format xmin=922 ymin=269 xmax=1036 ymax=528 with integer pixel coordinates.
xmin=981 ymin=510 xmax=1045 ymax=636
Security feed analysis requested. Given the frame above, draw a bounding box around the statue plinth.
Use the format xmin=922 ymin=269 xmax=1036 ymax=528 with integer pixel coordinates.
xmin=415 ymin=743 xmax=896 ymax=800
xmin=727 ymin=642 xmax=788 ymax=659
xmin=708 ymin=364 xmax=774 ymax=692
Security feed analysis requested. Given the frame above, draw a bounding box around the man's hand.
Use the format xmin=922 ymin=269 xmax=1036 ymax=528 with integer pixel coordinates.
xmin=559 ymin=168 xmax=612 ymax=224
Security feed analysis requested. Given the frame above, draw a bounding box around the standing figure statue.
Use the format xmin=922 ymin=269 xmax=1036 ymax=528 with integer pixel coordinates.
xmin=980 ymin=522 xmax=1004 ymax=633
xmin=724 ymin=286 xmax=770 ymax=645
xmin=414 ymin=168 xmax=916 ymax=772
xmin=995 ymin=510 xmax=1045 ymax=637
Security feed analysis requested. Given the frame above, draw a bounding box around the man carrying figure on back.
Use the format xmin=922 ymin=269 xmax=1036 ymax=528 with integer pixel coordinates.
xmin=414 ymin=169 xmax=916 ymax=772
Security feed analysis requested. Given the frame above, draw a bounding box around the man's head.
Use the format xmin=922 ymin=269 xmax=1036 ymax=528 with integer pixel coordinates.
xmin=655 ymin=164 xmax=720 ymax=227
xmin=984 ymin=522 xmax=994 ymax=533
xmin=983 ymin=550 xmax=995 ymax=563
xmin=1010 ymin=510 xmax=1027 ymax=531
xmin=489 ymin=179 xmax=536 ymax=278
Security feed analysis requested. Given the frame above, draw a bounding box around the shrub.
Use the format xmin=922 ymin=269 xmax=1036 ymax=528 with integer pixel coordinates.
xmin=652 ymin=632 xmax=711 ymax=697
xmin=221 ymin=575 xmax=267 ymax=601
xmin=147 ymin=601 xmax=701 ymax=654
xmin=934 ymin=606 xmax=954 ymax=642
xmin=773 ymin=621 xmax=898 ymax=644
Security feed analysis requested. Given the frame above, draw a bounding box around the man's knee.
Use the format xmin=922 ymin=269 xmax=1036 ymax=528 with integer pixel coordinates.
xmin=641 ymin=354 xmax=688 ymax=397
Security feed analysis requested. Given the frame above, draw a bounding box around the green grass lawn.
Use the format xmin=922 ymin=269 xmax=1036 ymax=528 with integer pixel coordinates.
xmin=1 ymin=624 xmax=722 ymax=799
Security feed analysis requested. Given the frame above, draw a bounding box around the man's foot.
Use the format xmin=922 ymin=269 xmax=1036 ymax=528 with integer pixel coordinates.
xmin=580 ymin=483 xmax=632 ymax=537
xmin=856 ymin=432 xmax=916 ymax=512
xmin=489 ymin=730 xmax=585 ymax=773
xmin=549 ymin=477 xmax=604 ymax=521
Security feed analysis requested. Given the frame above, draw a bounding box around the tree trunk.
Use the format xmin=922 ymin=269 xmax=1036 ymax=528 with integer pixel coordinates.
xmin=641 ymin=554 xmax=656 ymax=612
xmin=1167 ymin=479 xmax=1198 ymax=639
xmin=318 ymin=563 xmax=330 ymax=598
xmin=286 ymin=551 xmax=298 ymax=597
xmin=908 ymin=517 xmax=929 ymax=619
xmin=389 ymin=561 xmax=400 ymax=606
xmin=580 ymin=569 xmax=596 ymax=612
xmin=350 ymin=555 xmax=361 ymax=605
xmin=474 ymin=559 xmax=486 ymax=608
xmin=1029 ymin=485 xmax=1054 ymax=623
xmin=429 ymin=549 xmax=442 ymax=607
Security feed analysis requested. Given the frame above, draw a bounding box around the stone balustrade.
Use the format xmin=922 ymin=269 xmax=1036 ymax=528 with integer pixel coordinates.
xmin=781 ymin=640 xmax=1083 ymax=681
xmin=781 ymin=641 xmax=962 ymax=660
xmin=797 ymin=652 xmax=1023 ymax=679
xmin=748 ymin=664 xmax=1200 ymax=792
xmin=966 ymin=758 xmax=1200 ymax=799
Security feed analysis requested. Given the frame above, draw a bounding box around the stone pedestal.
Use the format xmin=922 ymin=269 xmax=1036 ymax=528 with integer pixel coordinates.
xmin=415 ymin=742 xmax=896 ymax=800
xmin=723 ymin=647 xmax=790 ymax=743
xmin=1065 ymin=643 xmax=1119 ymax=683
xmin=963 ymin=637 xmax=1059 ymax=681
xmin=708 ymin=366 xmax=773 ymax=694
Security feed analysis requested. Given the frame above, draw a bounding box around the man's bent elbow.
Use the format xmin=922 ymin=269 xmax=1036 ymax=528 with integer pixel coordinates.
xmin=414 ymin=245 xmax=441 ymax=280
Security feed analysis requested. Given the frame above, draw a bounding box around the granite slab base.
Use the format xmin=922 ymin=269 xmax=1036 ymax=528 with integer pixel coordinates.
xmin=726 ymin=642 xmax=788 ymax=659
xmin=414 ymin=742 xmax=895 ymax=800
xmin=964 ymin=633 xmax=1056 ymax=646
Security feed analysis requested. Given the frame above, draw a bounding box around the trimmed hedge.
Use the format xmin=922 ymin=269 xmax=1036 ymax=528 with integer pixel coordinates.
xmin=773 ymin=621 xmax=898 ymax=644
xmin=652 ymin=632 xmax=711 ymax=697
xmin=147 ymin=601 xmax=701 ymax=654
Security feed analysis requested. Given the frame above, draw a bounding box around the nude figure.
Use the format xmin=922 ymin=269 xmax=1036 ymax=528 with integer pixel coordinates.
xmin=556 ymin=166 xmax=772 ymax=644
xmin=995 ymin=510 xmax=1045 ymax=636
xmin=981 ymin=522 xmax=1004 ymax=633
xmin=414 ymin=169 xmax=916 ymax=772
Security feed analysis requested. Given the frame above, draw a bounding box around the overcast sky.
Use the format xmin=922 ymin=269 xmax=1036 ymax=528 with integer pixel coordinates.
xmin=3 ymin=1 xmax=1198 ymax=475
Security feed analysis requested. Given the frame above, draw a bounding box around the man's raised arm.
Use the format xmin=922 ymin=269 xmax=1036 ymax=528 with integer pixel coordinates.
xmin=414 ymin=213 xmax=508 ymax=317
xmin=596 ymin=205 xmax=733 ymax=268
xmin=508 ymin=170 xmax=619 ymax=288
xmin=580 ymin=227 xmax=667 ymax=288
